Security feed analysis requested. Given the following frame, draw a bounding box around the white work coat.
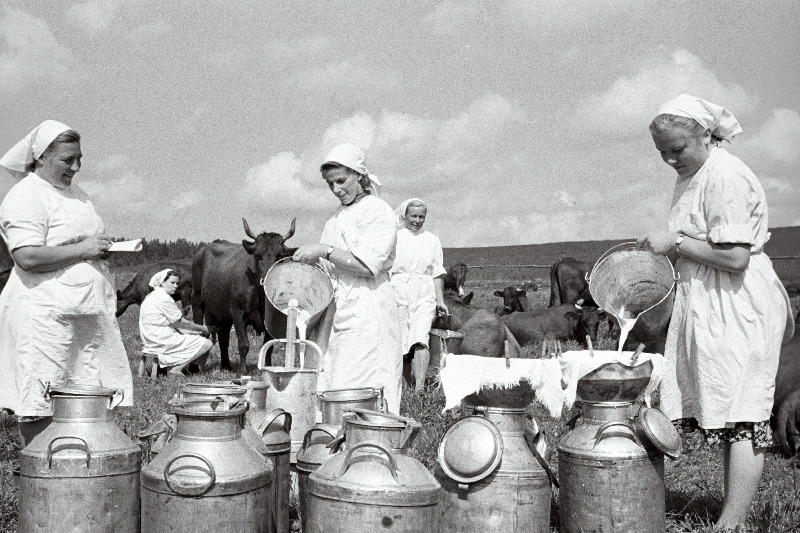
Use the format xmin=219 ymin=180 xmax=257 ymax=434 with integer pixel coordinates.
xmin=0 ymin=173 xmax=133 ymax=416
xmin=661 ymin=148 xmax=794 ymax=428
xmin=139 ymin=288 xmax=208 ymax=367
xmin=319 ymin=195 xmax=403 ymax=414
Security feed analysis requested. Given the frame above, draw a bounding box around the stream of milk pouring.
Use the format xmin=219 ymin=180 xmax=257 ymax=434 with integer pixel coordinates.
xmin=616 ymin=305 xmax=638 ymax=353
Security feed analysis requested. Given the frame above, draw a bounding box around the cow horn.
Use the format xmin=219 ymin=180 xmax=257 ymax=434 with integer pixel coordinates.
xmin=242 ymin=218 xmax=257 ymax=240
xmin=284 ymin=217 xmax=296 ymax=242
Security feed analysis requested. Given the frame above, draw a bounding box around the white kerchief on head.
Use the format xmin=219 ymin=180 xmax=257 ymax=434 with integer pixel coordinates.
xmin=657 ymin=94 xmax=743 ymax=141
xmin=395 ymin=198 xmax=426 ymax=229
xmin=0 ymin=120 xmax=73 ymax=180
xmin=149 ymin=269 xmax=174 ymax=289
xmin=322 ymin=143 xmax=382 ymax=197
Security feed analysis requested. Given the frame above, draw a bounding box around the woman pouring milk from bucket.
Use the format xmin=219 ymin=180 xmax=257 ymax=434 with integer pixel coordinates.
xmin=638 ymin=94 xmax=794 ymax=530
xmin=292 ymin=144 xmax=403 ymax=414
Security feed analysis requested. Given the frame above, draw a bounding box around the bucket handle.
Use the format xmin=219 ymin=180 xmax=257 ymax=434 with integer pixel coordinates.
xmin=300 ymin=424 xmax=341 ymax=454
xmin=258 ymin=339 xmax=323 ymax=370
xmin=164 ymin=452 xmax=216 ymax=496
xmin=108 ymin=389 xmax=125 ymax=411
xmin=334 ymin=441 xmax=402 ymax=485
xmin=256 ymin=408 xmax=293 ymax=437
xmin=593 ymin=421 xmax=642 ymax=448
xmin=586 ymin=241 xmax=639 ymax=284
xmin=47 ymin=436 xmax=90 ymax=470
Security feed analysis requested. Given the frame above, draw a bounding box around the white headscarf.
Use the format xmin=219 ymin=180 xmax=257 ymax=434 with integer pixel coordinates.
xmin=0 ymin=120 xmax=74 ymax=180
xmin=149 ymin=268 xmax=176 ymax=289
xmin=657 ymin=94 xmax=743 ymax=142
xmin=395 ymin=198 xmax=426 ymax=230
xmin=322 ymin=143 xmax=382 ymax=197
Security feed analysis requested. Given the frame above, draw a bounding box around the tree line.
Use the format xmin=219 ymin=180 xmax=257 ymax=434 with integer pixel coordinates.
xmin=108 ymin=238 xmax=207 ymax=268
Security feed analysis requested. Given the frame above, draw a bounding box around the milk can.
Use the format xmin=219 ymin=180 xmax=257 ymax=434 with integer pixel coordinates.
xmin=296 ymin=424 xmax=342 ymax=533
xmin=317 ymin=386 xmax=386 ymax=426
xmin=141 ymin=397 xmax=274 ymax=532
xmin=436 ymin=405 xmax=553 ymax=533
xmin=305 ymin=440 xmax=442 ymax=532
xmin=18 ymin=379 xmax=140 ymax=533
xmin=340 ymin=408 xmax=420 ymax=452
xmin=255 ymin=408 xmax=292 ymax=533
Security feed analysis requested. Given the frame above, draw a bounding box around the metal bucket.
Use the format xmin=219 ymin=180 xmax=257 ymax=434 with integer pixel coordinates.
xmin=19 ymin=379 xmax=140 ymax=533
xmin=255 ymin=409 xmax=292 ymax=533
xmin=141 ymin=399 xmax=274 ymax=533
xmin=296 ymin=424 xmax=342 ymax=533
xmin=436 ymin=405 xmax=552 ymax=533
xmin=588 ymin=244 xmax=677 ymax=344
xmin=317 ymin=387 xmax=386 ymax=426
xmin=262 ymin=258 xmax=334 ymax=340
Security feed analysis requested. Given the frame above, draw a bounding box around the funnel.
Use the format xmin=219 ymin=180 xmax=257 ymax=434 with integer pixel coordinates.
xmin=588 ymin=244 xmax=677 ymax=344
xmin=576 ymin=360 xmax=654 ymax=402
xmin=262 ymin=258 xmax=334 ymax=340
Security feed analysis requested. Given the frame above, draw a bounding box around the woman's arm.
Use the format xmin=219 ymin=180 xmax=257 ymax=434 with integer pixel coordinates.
xmin=638 ymin=231 xmax=750 ymax=273
xmin=293 ymin=244 xmax=373 ymax=277
xmin=434 ymin=275 xmax=448 ymax=312
xmin=169 ymin=317 xmax=209 ymax=335
xmin=12 ymin=234 xmax=113 ymax=273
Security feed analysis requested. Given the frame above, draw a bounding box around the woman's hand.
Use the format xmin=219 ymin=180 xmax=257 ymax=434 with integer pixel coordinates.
xmin=436 ymin=302 xmax=449 ymax=316
xmin=77 ymin=234 xmax=113 ymax=260
xmin=637 ymin=231 xmax=677 ymax=255
xmin=293 ymin=244 xmax=327 ymax=264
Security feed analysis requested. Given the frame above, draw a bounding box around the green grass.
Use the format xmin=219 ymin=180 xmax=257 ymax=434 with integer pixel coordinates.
xmin=1 ymin=275 xmax=798 ymax=532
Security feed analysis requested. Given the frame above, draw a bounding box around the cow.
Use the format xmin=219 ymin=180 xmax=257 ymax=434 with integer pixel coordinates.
xmin=0 ymin=238 xmax=12 ymax=295
xmin=549 ymin=257 xmax=595 ymax=307
xmin=501 ymin=303 xmax=608 ymax=347
xmin=432 ymin=304 xmax=521 ymax=360
xmin=116 ymin=262 xmax=193 ymax=317
xmin=494 ymin=286 xmax=533 ymax=315
xmin=783 ymin=280 xmax=800 ymax=298
xmin=191 ymin=218 xmax=296 ymax=374
xmin=444 ymin=263 xmax=468 ymax=297
xmin=774 ymin=314 xmax=800 ymax=453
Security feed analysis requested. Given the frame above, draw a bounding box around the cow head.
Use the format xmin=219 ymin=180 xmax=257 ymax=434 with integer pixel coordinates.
xmin=493 ymin=286 xmax=527 ymax=315
xmin=573 ymin=302 xmax=608 ymax=343
xmin=444 ymin=263 xmax=468 ymax=297
xmin=241 ymin=217 xmax=296 ymax=280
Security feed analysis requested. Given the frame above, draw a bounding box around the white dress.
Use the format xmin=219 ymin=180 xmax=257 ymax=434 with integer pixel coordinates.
xmin=390 ymin=227 xmax=446 ymax=353
xmin=319 ymin=195 xmax=403 ymax=414
xmin=661 ymin=148 xmax=794 ymax=428
xmin=139 ymin=288 xmax=209 ymax=367
xmin=0 ymin=173 xmax=134 ymax=417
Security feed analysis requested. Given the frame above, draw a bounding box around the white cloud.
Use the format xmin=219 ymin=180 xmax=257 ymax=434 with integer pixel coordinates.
xmin=573 ymin=49 xmax=757 ymax=136
xmin=67 ymin=0 xmax=119 ymax=34
xmin=556 ymin=190 xmax=576 ymax=206
xmin=170 ymin=190 xmax=203 ymax=210
xmin=423 ymin=1 xmax=482 ymax=37
xmin=0 ymin=8 xmax=77 ymax=91
xmin=241 ymin=151 xmax=329 ymax=212
xmin=761 ymin=176 xmax=794 ymax=195
xmin=127 ymin=18 xmax=172 ymax=45
xmin=740 ymin=109 xmax=800 ymax=165
xmin=502 ymin=0 xmax=651 ymax=31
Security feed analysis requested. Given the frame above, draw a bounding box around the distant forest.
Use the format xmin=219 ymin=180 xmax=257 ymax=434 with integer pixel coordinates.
xmin=108 ymin=238 xmax=206 ymax=268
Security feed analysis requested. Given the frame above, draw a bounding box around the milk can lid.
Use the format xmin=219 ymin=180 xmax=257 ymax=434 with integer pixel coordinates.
xmin=438 ymin=416 xmax=503 ymax=484
xmin=49 ymin=378 xmax=117 ymax=397
xmin=638 ymin=407 xmax=682 ymax=459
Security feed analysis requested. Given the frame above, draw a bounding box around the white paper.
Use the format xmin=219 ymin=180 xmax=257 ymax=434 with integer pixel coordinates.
xmin=109 ymin=239 xmax=143 ymax=252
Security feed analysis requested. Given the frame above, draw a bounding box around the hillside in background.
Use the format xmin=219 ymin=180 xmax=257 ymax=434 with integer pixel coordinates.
xmin=444 ymin=226 xmax=800 ymax=283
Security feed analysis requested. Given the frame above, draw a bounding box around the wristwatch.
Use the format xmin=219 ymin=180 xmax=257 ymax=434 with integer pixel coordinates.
xmin=674 ymin=234 xmax=684 ymax=254
xmin=325 ymin=245 xmax=334 ymax=260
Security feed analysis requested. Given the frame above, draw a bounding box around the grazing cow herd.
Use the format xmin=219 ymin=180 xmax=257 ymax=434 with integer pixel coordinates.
xmin=0 ymin=226 xmax=798 ymax=453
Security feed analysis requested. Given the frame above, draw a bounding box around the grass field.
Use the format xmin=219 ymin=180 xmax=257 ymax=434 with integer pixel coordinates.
xmin=1 ymin=249 xmax=799 ymax=532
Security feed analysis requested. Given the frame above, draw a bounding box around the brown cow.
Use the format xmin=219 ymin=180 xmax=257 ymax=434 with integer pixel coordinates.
xmin=549 ymin=257 xmax=595 ymax=307
xmin=494 ymin=286 xmax=533 ymax=315
xmin=0 ymin=238 xmax=12 ymax=295
xmin=191 ymin=218 xmax=296 ymax=374
xmin=501 ymin=303 xmax=608 ymax=347
xmin=116 ymin=262 xmax=192 ymax=317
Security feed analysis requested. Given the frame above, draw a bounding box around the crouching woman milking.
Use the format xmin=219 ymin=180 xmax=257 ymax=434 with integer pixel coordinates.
xmin=139 ymin=269 xmax=212 ymax=376
xmin=292 ymin=144 xmax=403 ymax=413
xmin=0 ymin=120 xmax=134 ymax=446
xmin=638 ymin=94 xmax=794 ymax=529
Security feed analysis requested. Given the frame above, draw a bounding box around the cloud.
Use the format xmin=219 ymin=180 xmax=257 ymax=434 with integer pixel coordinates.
xmin=67 ymin=0 xmax=119 ymax=34
xmin=423 ymin=1 xmax=482 ymax=37
xmin=573 ymin=49 xmax=757 ymax=136
xmin=0 ymin=8 xmax=77 ymax=91
xmin=241 ymin=151 xmax=330 ymax=213
xmin=127 ymin=18 xmax=172 ymax=46
xmin=502 ymin=0 xmax=650 ymax=31
xmin=739 ymin=108 xmax=800 ymax=165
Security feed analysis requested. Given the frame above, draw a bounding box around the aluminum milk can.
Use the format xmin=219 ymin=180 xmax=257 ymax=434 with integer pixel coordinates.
xmin=18 ymin=379 xmax=140 ymax=533
xmin=317 ymin=386 xmax=386 ymax=426
xmin=305 ymin=440 xmax=442 ymax=533
xmin=340 ymin=408 xmax=421 ymax=452
xmin=436 ymin=405 xmax=552 ymax=533
xmin=254 ymin=408 xmax=292 ymax=533
xmin=558 ymin=401 xmax=679 ymax=533
xmin=140 ymin=397 xmax=274 ymax=533
xmin=296 ymin=424 xmax=342 ymax=533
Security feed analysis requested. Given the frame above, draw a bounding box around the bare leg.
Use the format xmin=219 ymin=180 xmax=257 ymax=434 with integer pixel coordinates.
xmin=412 ymin=345 xmax=430 ymax=392
xmin=716 ymin=439 xmax=764 ymax=529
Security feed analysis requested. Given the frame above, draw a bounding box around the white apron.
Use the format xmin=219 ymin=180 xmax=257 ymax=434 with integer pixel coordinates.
xmin=139 ymin=288 xmax=208 ymax=367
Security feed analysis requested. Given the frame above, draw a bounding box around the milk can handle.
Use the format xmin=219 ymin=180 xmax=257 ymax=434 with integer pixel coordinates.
xmin=258 ymin=339 xmax=283 ymax=370
xmin=47 ymin=436 xmax=90 ymax=470
xmin=587 ymin=241 xmax=639 ymax=283
xmin=300 ymin=424 xmax=340 ymax=453
xmin=108 ymin=389 xmax=125 ymax=410
xmin=593 ymin=421 xmax=642 ymax=448
xmin=334 ymin=441 xmax=402 ymax=485
xmin=257 ymin=408 xmax=293 ymax=437
xmin=257 ymin=339 xmax=323 ymax=370
xmin=164 ymin=452 xmax=216 ymax=496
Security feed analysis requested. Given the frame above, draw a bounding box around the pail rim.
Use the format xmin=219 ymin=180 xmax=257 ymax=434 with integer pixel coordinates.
xmin=262 ymin=257 xmax=334 ymax=315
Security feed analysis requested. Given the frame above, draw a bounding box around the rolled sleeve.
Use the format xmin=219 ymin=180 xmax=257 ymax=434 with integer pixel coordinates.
xmin=432 ymin=236 xmax=447 ymax=278
xmin=349 ymin=202 xmax=397 ymax=276
xmin=703 ymin=172 xmax=755 ymax=246
xmin=0 ymin=186 xmax=47 ymax=252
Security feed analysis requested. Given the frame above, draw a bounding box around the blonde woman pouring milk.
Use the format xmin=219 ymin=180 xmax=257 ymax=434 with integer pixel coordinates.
xmin=292 ymin=144 xmax=403 ymax=413
xmin=638 ymin=94 xmax=793 ymax=530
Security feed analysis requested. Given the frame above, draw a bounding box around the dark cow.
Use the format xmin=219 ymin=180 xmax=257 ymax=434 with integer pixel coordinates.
xmin=444 ymin=263 xmax=468 ymax=297
xmin=116 ymin=262 xmax=193 ymax=317
xmin=549 ymin=257 xmax=595 ymax=307
xmin=494 ymin=286 xmax=533 ymax=315
xmin=191 ymin=218 xmax=295 ymax=374
xmin=501 ymin=304 xmax=608 ymax=347
xmin=0 ymin=238 xmax=12 ymax=295
xmin=432 ymin=299 xmax=521 ymax=360
xmin=774 ymin=314 xmax=800 ymax=453
xmin=783 ymin=280 xmax=800 ymax=298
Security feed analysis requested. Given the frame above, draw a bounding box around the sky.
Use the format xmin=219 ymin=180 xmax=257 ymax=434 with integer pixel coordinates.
xmin=1 ymin=0 xmax=798 ymax=248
